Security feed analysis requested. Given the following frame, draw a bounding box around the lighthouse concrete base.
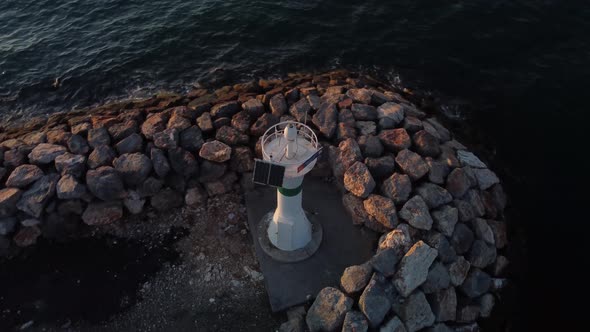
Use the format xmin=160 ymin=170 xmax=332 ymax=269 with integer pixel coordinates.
xmin=245 ymin=177 xmax=379 ymax=312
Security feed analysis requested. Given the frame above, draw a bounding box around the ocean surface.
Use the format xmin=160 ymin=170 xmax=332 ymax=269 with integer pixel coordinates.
xmin=1 ymin=0 xmax=588 ymax=329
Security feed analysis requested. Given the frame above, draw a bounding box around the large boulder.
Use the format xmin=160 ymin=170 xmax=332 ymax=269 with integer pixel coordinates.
xmin=55 ymin=153 xmax=86 ymax=178
xmin=180 ymin=126 xmax=205 ymax=152
xmin=344 ymin=161 xmax=375 ymax=198
xmin=380 ymin=316 xmax=407 ymax=332
xmin=199 ymin=140 xmax=232 ymax=162
xmin=413 ymin=130 xmax=441 ymax=157
xmin=150 ymin=148 xmax=171 ymax=178
xmin=351 ymin=104 xmax=378 ymax=121
xmin=341 ymin=311 xmax=369 ymax=332
xmin=393 ymin=241 xmax=438 ymax=297
xmin=108 ymin=120 xmax=138 ymax=141
xmin=424 ymin=232 xmax=457 ymax=264
xmin=16 ymin=174 xmax=59 ymax=218
xmin=425 ymin=157 xmax=450 ymax=185
xmin=6 ymin=164 xmax=44 ymax=188
xmin=364 ymin=155 xmax=396 ymax=179
xmin=399 ymin=196 xmax=433 ymax=230
xmin=269 ymin=94 xmax=287 ymax=116
xmin=359 ymin=273 xmax=391 ymax=327
xmin=358 ymin=135 xmax=383 ymax=158
xmin=378 ymin=225 xmax=413 ymax=257
xmin=487 ymin=220 xmax=507 ymax=249
xmin=113 ymin=153 xmax=153 ymax=186
xmin=431 ymin=205 xmax=458 ymax=237
xmin=363 ymin=194 xmax=398 ymax=230
xmin=347 ymin=88 xmax=372 ymax=104
xmin=141 ymin=112 xmax=168 ymax=139
xmin=427 ymin=287 xmax=457 ymax=322
xmin=88 ymin=145 xmax=116 ymax=169
xmin=86 ymin=166 xmax=126 ymax=201
xmin=153 ymin=128 xmax=180 ymax=150
xmin=56 ymin=174 xmax=87 ymax=200
xmin=231 ymin=111 xmax=251 ymax=133
xmin=421 ymin=262 xmax=451 ymax=294
xmin=198 ymin=161 xmax=227 ymax=183
xmin=471 ymin=218 xmax=495 ymax=245
xmin=370 ymin=248 xmax=399 ymax=277
xmin=168 ymin=148 xmax=199 ymax=178
xmin=28 ymin=143 xmax=67 ymax=164
xmin=0 ymin=188 xmax=23 ymax=218
xmin=450 ymin=223 xmax=474 ymax=255
xmin=472 ymin=168 xmax=500 ymax=190
xmin=355 ymin=121 xmax=377 ymax=136
xmin=67 ymin=135 xmax=89 ymax=155
xmin=379 ymin=129 xmax=411 ymax=152
xmin=467 ymin=240 xmax=496 ymax=268
xmin=87 ymin=127 xmax=111 ymax=148
xmin=312 ymin=102 xmax=338 ymax=138
xmin=456 ymin=150 xmax=486 ymax=168
xmin=342 ymin=193 xmax=370 ymax=225
xmin=289 ymin=98 xmax=311 ymax=123
xmin=448 ymin=256 xmax=471 ymax=287
xmin=396 ymin=291 xmax=435 ymax=332
xmin=306 ymin=287 xmax=353 ymax=332
xmin=229 ymin=146 xmax=254 ymax=173
xmin=82 ymin=201 xmax=123 ymax=225
xmin=211 ymin=101 xmax=241 ymax=118
xmin=115 ymin=133 xmax=143 ymax=154
xmin=241 ymin=99 xmax=264 ymax=118
xmin=446 ymin=168 xmax=473 ymax=198
xmin=376 ymin=102 xmax=405 ymax=127
xmin=459 ymin=269 xmax=491 ymax=298
xmin=250 ymin=113 xmax=279 ymax=137
xmin=197 ymin=112 xmax=214 ymax=133
xmin=415 ymin=183 xmax=453 ymax=209
xmin=395 ymin=149 xmax=429 ymax=181
xmin=340 ymin=264 xmax=373 ymax=294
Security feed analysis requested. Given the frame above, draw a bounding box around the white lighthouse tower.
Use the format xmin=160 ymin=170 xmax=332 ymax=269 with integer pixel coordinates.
xmin=253 ymin=121 xmax=322 ymax=260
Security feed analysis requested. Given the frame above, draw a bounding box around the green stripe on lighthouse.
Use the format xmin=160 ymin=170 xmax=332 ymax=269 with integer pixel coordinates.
xmin=278 ymin=184 xmax=303 ymax=197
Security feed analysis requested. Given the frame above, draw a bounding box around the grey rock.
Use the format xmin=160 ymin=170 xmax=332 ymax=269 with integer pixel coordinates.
xmin=56 ymin=174 xmax=87 ymax=199
xmin=342 ymin=193 xmax=370 ymax=226
xmin=199 ymin=161 xmax=227 ymax=183
xmin=342 ymin=311 xmax=369 ymax=332
xmin=108 ymin=120 xmax=139 ymax=141
xmin=424 ymin=232 xmax=457 ymax=264
xmin=452 ymin=199 xmax=476 ymax=222
xmin=451 ymin=223 xmax=474 ymax=255
xmin=359 ymin=273 xmax=391 ymax=327
xmin=347 ymin=88 xmax=372 ymax=104
xmin=457 ymin=150 xmax=486 ymax=169
xmin=471 ymin=218 xmax=495 ymax=245
xmin=150 ymin=148 xmax=171 ymax=178
xmin=460 ymin=269 xmax=491 ymax=298
xmin=340 ymin=264 xmax=373 ymax=294
xmin=312 ymin=102 xmax=338 ymax=138
xmin=250 ymin=113 xmax=279 ymax=137
xmin=168 ymin=148 xmax=199 ymax=178
xmin=448 ymin=256 xmax=471 ymax=287
xmin=487 ymin=220 xmax=507 ymax=249
xmin=446 ymin=168 xmax=473 ymax=198
xmin=242 ymin=99 xmax=264 ymax=118
xmin=229 ymin=146 xmax=254 ymax=173
xmin=196 ymin=112 xmax=214 ymax=133
xmin=431 ymin=205 xmax=458 ymax=237
xmin=426 ymin=157 xmax=450 ymax=185
xmin=269 ymin=93 xmax=287 ymax=116
xmin=28 ymin=143 xmax=67 ymax=164
xmin=424 ymin=119 xmax=451 ymax=142
xmin=67 ymin=134 xmax=89 ymax=155
xmin=355 ymin=121 xmax=377 ymax=136
xmin=468 ymin=240 xmax=496 ymax=269
xmin=3 ymin=149 xmax=27 ymax=168
xmin=370 ymin=90 xmax=393 ymax=105
xmin=376 ymin=102 xmax=405 ymax=126
xmin=397 ymin=290 xmax=435 ymax=332
xmin=141 ymin=112 xmax=168 ymax=139
xmin=344 ymin=161 xmax=375 ymax=198
xmin=6 ymin=164 xmax=44 ymax=188
xmin=0 ymin=217 xmax=17 ymax=235
xmin=402 ymin=116 xmax=423 ymax=133
xmin=179 ymin=126 xmax=204 ymax=152
xmin=115 ymin=133 xmax=143 ymax=154
xmin=438 ymin=146 xmax=460 ymax=169
xmin=380 ymin=316 xmax=407 ymax=332
xmin=427 ymin=287 xmax=457 ymax=322
xmin=472 ymin=168 xmax=499 ymax=190
xmin=365 ymin=155 xmax=396 ymax=179
xmin=370 ymin=248 xmax=399 ymax=277
xmin=231 ymin=111 xmax=251 ymax=133
xmin=413 ymin=130 xmax=441 ymax=157
xmin=23 ymin=132 xmax=47 ymax=145
xmin=381 ymin=173 xmax=411 ymax=204
xmin=55 ymin=153 xmax=86 ymax=178
xmin=399 ymin=196 xmax=433 ymax=230
xmin=456 ymin=304 xmax=480 ymax=323
xmin=364 ymin=194 xmax=398 ymax=229
xmin=336 ymin=123 xmax=357 ymax=143
xmin=394 ymin=241 xmax=438 ymax=296
xmin=216 ymin=125 xmax=248 ymax=145
xmin=421 ymin=262 xmax=451 ymax=294
xmin=167 ymin=113 xmax=192 ymax=131
xmin=338 ymin=108 xmax=355 ymax=126
xmin=289 ymin=98 xmax=311 ymax=122
xmin=416 ymin=183 xmax=452 ymax=209
xmin=395 ymin=149 xmax=429 ymax=181
xmin=199 ymin=140 xmax=232 ymax=163
xmin=113 ymin=153 xmax=153 ymax=186
xmin=87 ymin=127 xmax=111 ymax=148
xmin=86 ymin=166 xmax=126 ymax=201
xmin=88 ymin=145 xmax=116 ymax=169
xmin=492 ymin=255 xmax=509 ymax=276
xmin=123 ymin=190 xmax=145 ymax=214
xmin=16 ymin=174 xmax=59 ymax=218
xmin=358 ymin=135 xmax=383 ymax=158
xmin=378 ymin=225 xmax=413 ymax=257
xmin=151 ymin=188 xmax=184 ymax=211
xmin=138 ymin=177 xmax=164 ymax=197
xmin=0 ymin=188 xmax=23 ymax=217
xmin=211 ymin=101 xmax=241 ymax=118
xmin=379 ymin=128 xmax=411 ymax=152
xmin=82 ymin=201 xmax=123 ymax=225
xmin=478 ymin=293 xmax=495 ymax=318
xmin=306 ymin=287 xmax=353 ymax=332
xmin=153 ymin=128 xmax=180 ymax=149
xmin=351 ymin=104 xmax=378 ymax=121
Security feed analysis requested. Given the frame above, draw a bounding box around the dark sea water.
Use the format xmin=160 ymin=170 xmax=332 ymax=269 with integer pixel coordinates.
xmin=1 ymin=0 xmax=588 ymax=330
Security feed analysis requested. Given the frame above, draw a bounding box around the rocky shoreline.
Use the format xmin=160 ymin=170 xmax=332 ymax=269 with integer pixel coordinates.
xmin=0 ymin=70 xmax=509 ymax=332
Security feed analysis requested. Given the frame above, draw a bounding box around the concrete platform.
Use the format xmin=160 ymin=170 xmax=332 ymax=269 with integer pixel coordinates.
xmin=245 ymin=177 xmax=379 ymax=312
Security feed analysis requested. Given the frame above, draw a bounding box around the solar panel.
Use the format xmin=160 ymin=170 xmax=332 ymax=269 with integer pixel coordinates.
xmin=253 ymin=159 xmax=285 ymax=187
